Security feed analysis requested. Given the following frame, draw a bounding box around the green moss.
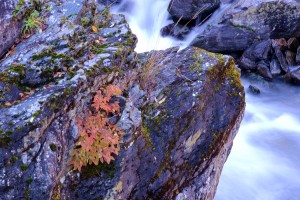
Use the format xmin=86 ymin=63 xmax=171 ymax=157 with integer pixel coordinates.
xmin=13 ymin=0 xmax=25 ymax=18
xmin=45 ymin=5 xmax=51 ymax=12
xmin=231 ymin=23 xmax=255 ymax=32
xmin=24 ymin=187 xmax=30 ymax=200
xmin=26 ymin=178 xmax=33 ymax=184
xmin=50 ymin=103 xmax=58 ymax=110
xmin=91 ymin=43 xmax=108 ymax=54
xmin=81 ymin=162 xmax=117 ymax=180
xmin=0 ymin=64 xmax=26 ymax=85
xmin=5 ymin=130 xmax=13 ymax=134
xmin=62 ymin=87 xmax=72 ymax=98
xmin=32 ymin=110 xmax=41 ymax=117
xmin=32 ymin=51 xmax=50 ymax=61
xmin=141 ymin=126 xmax=153 ymax=149
xmin=10 ymin=156 xmax=19 ymax=163
xmin=21 ymin=164 xmax=28 ymax=171
xmin=80 ymin=17 xmax=90 ymax=27
xmin=49 ymin=143 xmax=57 ymax=152
xmin=0 ymin=132 xmax=11 ymax=148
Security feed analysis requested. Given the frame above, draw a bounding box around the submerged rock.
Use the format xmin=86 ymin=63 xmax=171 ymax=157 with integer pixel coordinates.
xmin=248 ymin=85 xmax=260 ymax=95
xmin=168 ymin=0 xmax=221 ymax=23
xmin=161 ymin=23 xmax=190 ymax=40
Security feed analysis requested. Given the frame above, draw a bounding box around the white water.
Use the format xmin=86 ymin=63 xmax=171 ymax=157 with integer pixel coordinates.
xmin=113 ymin=0 xmax=300 ymax=199
xmin=215 ymin=80 xmax=300 ymax=200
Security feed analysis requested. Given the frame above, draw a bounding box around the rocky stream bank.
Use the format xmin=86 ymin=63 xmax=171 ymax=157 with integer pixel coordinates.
xmin=0 ymin=0 xmax=245 ymax=199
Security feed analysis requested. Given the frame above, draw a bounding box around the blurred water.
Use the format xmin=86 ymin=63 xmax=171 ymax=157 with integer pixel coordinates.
xmin=113 ymin=0 xmax=181 ymax=52
xmin=215 ymin=80 xmax=300 ymax=200
xmin=113 ymin=1 xmax=300 ymax=199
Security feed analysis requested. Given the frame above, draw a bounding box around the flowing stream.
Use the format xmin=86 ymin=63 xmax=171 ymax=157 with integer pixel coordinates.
xmin=113 ymin=0 xmax=300 ymax=199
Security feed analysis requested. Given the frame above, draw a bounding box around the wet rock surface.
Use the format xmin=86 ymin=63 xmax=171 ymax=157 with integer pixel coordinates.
xmin=160 ymin=23 xmax=190 ymax=40
xmin=0 ymin=0 xmax=22 ymax=58
xmin=190 ymin=0 xmax=300 ymax=53
xmin=172 ymin=0 xmax=300 ymax=83
xmin=191 ymin=24 xmax=256 ymax=53
xmin=238 ymin=38 xmax=300 ymax=82
xmin=168 ymin=0 xmax=221 ymax=23
xmin=68 ymin=47 xmax=245 ymax=200
xmin=0 ymin=0 xmax=245 ymax=200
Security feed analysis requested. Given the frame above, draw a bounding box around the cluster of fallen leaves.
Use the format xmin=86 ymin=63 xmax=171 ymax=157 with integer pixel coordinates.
xmin=70 ymin=84 xmax=123 ymax=172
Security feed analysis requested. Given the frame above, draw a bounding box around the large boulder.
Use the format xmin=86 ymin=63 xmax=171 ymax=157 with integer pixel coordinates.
xmin=168 ymin=0 xmax=221 ymax=23
xmin=238 ymin=40 xmax=273 ymax=70
xmin=0 ymin=0 xmax=245 ymax=199
xmin=223 ymin=0 xmax=300 ymax=40
xmin=68 ymin=47 xmax=245 ymax=200
xmin=191 ymin=24 xmax=256 ymax=53
xmin=191 ymin=0 xmax=300 ymax=53
xmin=0 ymin=0 xmax=137 ymax=199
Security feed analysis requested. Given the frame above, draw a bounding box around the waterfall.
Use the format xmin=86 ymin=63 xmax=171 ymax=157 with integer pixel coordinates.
xmin=113 ymin=0 xmax=300 ymax=199
xmin=113 ymin=0 xmax=182 ymax=52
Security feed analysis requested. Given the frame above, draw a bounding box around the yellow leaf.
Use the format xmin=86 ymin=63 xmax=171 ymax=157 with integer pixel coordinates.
xmin=92 ymin=25 xmax=98 ymax=33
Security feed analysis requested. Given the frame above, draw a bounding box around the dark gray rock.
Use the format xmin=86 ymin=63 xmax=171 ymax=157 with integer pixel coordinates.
xmin=71 ymin=47 xmax=245 ymax=200
xmin=161 ymin=23 xmax=190 ymax=40
xmin=191 ymin=24 xmax=256 ymax=53
xmin=239 ymin=40 xmax=272 ymax=70
xmin=272 ymin=38 xmax=288 ymax=50
xmin=274 ymin=47 xmax=289 ymax=73
xmin=168 ymin=0 xmax=221 ymax=23
xmin=296 ymin=46 xmax=300 ymax=64
xmin=270 ymin=58 xmax=282 ymax=76
xmin=223 ymin=0 xmax=300 ymax=40
xmin=248 ymin=85 xmax=260 ymax=95
xmin=286 ymin=50 xmax=297 ymax=66
xmin=287 ymin=37 xmax=299 ymax=51
xmin=257 ymin=61 xmax=272 ymax=80
xmin=284 ymin=67 xmax=300 ymax=84
xmin=191 ymin=0 xmax=300 ymax=54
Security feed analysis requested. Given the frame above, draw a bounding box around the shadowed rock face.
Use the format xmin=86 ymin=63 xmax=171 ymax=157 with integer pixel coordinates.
xmin=168 ymin=0 xmax=221 ymax=23
xmin=191 ymin=0 xmax=300 ymax=53
xmin=191 ymin=24 xmax=256 ymax=53
xmin=0 ymin=0 xmax=245 ymax=200
xmin=224 ymin=0 xmax=300 ymax=40
xmin=0 ymin=0 xmax=22 ymax=58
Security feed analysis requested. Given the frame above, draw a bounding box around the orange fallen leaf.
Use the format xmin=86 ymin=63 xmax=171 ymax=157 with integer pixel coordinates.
xmin=54 ymin=72 xmax=62 ymax=77
xmin=92 ymin=25 xmax=98 ymax=33
xmin=23 ymin=34 xmax=32 ymax=39
xmin=98 ymin=36 xmax=107 ymax=42
xmin=4 ymin=102 xmax=12 ymax=106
